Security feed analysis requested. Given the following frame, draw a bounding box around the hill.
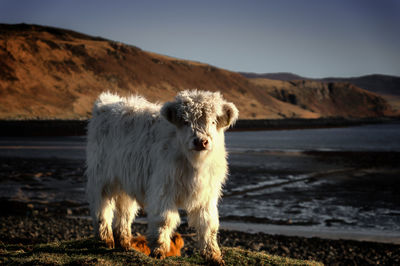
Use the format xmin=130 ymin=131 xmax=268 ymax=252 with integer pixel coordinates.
xmin=0 ymin=23 xmax=395 ymax=119
xmin=241 ymin=72 xmax=400 ymax=112
xmin=248 ymin=78 xmax=392 ymax=118
xmin=321 ymin=75 xmax=400 ymax=112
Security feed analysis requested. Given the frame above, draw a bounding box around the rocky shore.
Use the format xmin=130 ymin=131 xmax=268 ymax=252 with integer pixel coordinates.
xmin=1 ymin=210 xmax=399 ymax=265
xmin=0 ymin=155 xmax=399 ymax=265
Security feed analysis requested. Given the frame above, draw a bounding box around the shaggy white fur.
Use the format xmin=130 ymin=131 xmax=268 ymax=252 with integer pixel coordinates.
xmin=86 ymin=90 xmax=238 ymax=264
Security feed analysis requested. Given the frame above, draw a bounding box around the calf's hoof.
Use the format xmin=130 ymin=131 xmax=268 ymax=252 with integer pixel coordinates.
xmin=202 ymin=250 xmax=225 ymax=266
xmin=150 ymin=247 xmax=166 ymax=259
xmin=105 ymin=238 xmax=115 ymax=249
xmin=207 ymin=257 xmax=225 ymax=266
xmin=119 ymin=236 xmax=132 ymax=251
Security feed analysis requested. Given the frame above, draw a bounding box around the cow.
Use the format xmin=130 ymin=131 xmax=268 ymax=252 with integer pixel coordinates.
xmin=86 ymin=90 xmax=238 ymax=264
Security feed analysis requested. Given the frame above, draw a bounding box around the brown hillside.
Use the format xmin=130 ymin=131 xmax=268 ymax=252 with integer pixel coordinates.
xmin=249 ymin=78 xmax=394 ymax=118
xmin=0 ymin=24 xmax=394 ymax=119
xmin=321 ymin=75 xmax=400 ymax=112
xmin=241 ymin=72 xmax=400 ymax=113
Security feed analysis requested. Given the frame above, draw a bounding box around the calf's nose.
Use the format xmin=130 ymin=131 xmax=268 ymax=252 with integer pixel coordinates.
xmin=193 ymin=138 xmax=208 ymax=151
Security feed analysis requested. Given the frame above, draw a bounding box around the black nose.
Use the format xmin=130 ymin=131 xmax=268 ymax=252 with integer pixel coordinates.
xmin=193 ymin=138 xmax=208 ymax=151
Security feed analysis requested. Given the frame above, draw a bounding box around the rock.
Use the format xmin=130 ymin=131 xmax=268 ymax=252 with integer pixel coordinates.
xmin=251 ymin=242 xmax=264 ymax=251
xmin=281 ymin=246 xmax=290 ymax=254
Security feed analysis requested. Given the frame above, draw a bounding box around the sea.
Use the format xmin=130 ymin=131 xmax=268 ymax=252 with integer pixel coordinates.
xmin=221 ymin=122 xmax=400 ymax=242
xmin=1 ymin=122 xmax=399 ymax=243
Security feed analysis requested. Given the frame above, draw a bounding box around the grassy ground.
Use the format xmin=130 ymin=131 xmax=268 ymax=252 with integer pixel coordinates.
xmin=0 ymin=238 xmax=322 ymax=265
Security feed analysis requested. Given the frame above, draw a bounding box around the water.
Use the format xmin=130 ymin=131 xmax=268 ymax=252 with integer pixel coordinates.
xmin=226 ymin=122 xmax=400 ymax=152
xmin=1 ymin=122 xmax=399 ymax=242
xmin=220 ymin=122 xmax=400 ymax=241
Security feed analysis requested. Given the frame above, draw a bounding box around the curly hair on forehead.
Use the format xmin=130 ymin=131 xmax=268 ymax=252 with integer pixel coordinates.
xmin=175 ymin=90 xmax=226 ymax=122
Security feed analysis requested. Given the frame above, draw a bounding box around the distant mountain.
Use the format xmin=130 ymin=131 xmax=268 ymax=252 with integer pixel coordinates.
xmin=249 ymin=78 xmax=393 ymax=118
xmin=321 ymin=74 xmax=400 ymax=96
xmin=0 ymin=24 xmax=395 ymax=119
xmin=241 ymin=72 xmax=400 ymax=111
xmin=239 ymin=72 xmax=306 ymax=81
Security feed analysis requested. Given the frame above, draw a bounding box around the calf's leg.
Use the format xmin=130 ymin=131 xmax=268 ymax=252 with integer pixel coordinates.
xmin=188 ymin=205 xmax=224 ymax=265
xmin=97 ymin=195 xmax=116 ymax=248
xmin=147 ymin=209 xmax=181 ymax=258
xmin=114 ymin=193 xmax=140 ymax=250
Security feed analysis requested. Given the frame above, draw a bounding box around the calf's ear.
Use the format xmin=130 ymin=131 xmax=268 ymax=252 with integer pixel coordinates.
xmin=161 ymin=102 xmax=182 ymax=126
xmin=217 ymin=102 xmax=239 ymax=129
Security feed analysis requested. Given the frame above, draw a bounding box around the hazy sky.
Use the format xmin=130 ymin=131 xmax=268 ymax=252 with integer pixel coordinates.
xmin=1 ymin=0 xmax=399 ymax=78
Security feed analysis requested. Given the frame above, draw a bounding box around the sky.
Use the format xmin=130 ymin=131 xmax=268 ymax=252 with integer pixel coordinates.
xmin=1 ymin=0 xmax=399 ymax=78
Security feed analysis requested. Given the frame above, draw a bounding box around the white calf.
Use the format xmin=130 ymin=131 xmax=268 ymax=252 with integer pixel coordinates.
xmin=86 ymin=90 xmax=238 ymax=264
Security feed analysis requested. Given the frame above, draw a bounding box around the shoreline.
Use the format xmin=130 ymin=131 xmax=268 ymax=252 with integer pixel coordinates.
xmin=98 ymin=216 xmax=400 ymax=245
xmin=0 ymin=117 xmax=398 ymax=136
xmin=220 ymin=221 xmax=400 ymax=245
xmin=94 ymin=215 xmax=400 ymax=245
xmin=1 ymin=153 xmax=399 ymax=243
xmin=0 ymin=154 xmax=399 ymax=264
xmin=1 ymin=213 xmax=399 ymax=264
xmin=1 ymin=130 xmax=399 ymax=263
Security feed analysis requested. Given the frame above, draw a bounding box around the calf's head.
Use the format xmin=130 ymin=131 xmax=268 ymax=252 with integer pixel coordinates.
xmin=161 ymin=90 xmax=238 ymax=157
